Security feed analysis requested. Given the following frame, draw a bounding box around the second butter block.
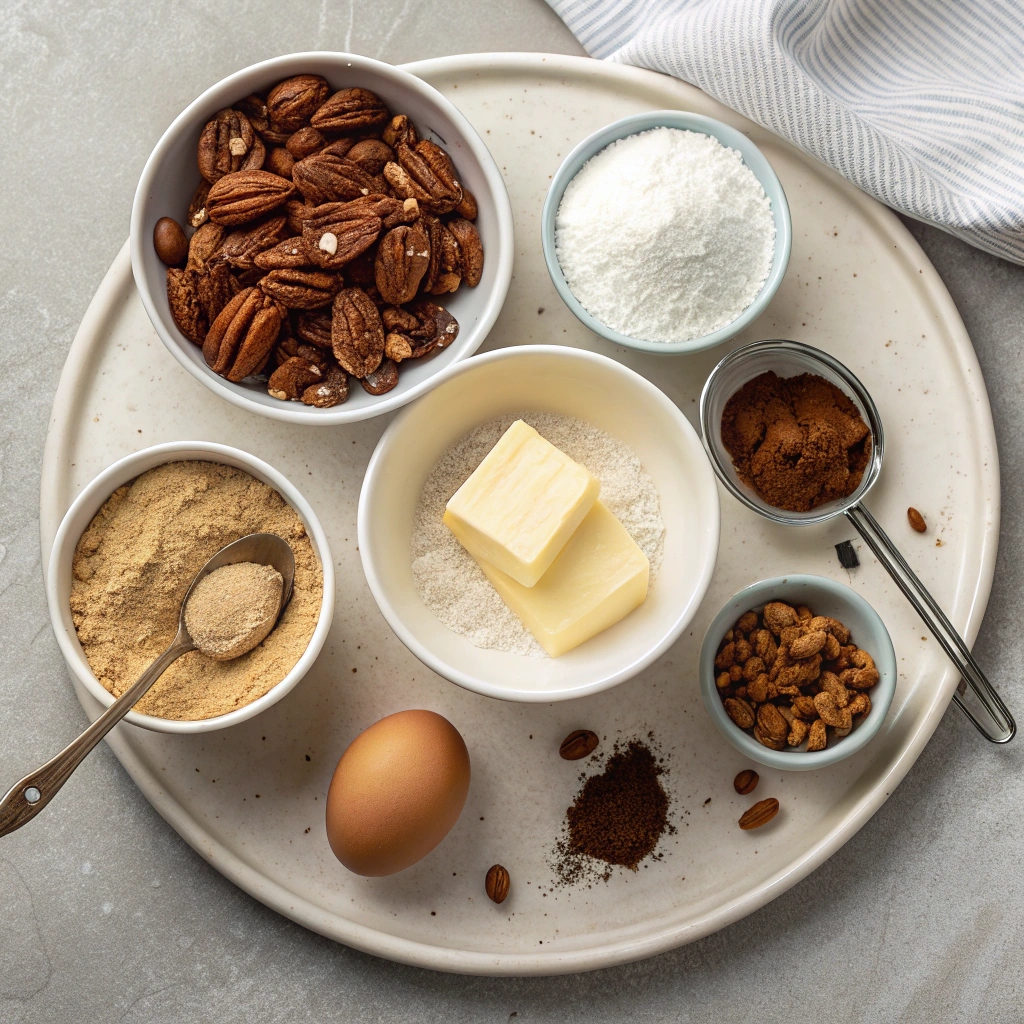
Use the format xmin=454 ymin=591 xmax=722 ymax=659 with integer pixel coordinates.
xmin=443 ymin=419 xmax=599 ymax=587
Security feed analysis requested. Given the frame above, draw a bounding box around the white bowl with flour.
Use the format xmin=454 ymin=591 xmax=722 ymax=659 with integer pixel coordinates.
xmin=358 ymin=346 xmax=720 ymax=702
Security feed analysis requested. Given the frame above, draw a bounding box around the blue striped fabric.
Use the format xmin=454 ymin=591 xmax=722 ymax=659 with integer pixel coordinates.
xmin=546 ymin=0 xmax=1024 ymax=263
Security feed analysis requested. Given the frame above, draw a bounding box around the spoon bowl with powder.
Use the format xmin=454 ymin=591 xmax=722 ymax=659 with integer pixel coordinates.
xmin=700 ymin=338 xmax=1015 ymax=745
xmin=0 ymin=533 xmax=294 ymax=837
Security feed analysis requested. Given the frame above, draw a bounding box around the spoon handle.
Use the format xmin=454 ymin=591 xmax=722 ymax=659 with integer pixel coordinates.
xmin=845 ymin=503 xmax=1015 ymax=744
xmin=0 ymin=635 xmax=193 ymax=838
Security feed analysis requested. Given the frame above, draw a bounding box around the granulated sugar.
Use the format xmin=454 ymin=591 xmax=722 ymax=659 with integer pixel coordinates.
xmin=411 ymin=412 xmax=665 ymax=657
xmin=555 ymin=127 xmax=775 ymax=343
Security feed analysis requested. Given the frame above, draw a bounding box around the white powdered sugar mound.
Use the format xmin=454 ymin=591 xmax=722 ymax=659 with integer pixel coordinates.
xmin=555 ymin=127 xmax=775 ymax=343
xmin=411 ymin=412 xmax=665 ymax=658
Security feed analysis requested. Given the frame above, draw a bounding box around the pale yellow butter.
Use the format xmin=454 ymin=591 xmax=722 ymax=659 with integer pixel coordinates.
xmin=443 ymin=420 xmax=600 ymax=587
xmin=475 ymin=501 xmax=649 ymax=657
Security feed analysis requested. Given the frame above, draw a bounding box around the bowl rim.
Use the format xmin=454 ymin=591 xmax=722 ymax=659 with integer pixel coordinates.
xmin=45 ymin=441 xmax=336 ymax=734
xmin=540 ymin=109 xmax=793 ymax=355
xmin=358 ymin=343 xmax=721 ymax=702
xmin=698 ymin=574 xmax=897 ymax=770
xmin=129 ymin=51 xmax=515 ymax=425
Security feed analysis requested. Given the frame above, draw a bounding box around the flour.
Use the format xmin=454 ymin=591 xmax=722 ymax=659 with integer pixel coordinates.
xmin=555 ymin=127 xmax=775 ymax=343
xmin=411 ymin=412 xmax=665 ymax=658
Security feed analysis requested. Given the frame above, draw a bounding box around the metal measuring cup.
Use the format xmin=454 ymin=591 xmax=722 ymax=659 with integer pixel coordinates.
xmin=699 ymin=339 xmax=1015 ymax=744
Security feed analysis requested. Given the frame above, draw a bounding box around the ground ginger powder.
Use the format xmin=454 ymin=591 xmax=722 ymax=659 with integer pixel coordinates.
xmin=69 ymin=461 xmax=323 ymax=720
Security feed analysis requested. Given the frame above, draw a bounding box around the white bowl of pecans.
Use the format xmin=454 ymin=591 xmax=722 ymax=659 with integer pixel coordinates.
xmin=699 ymin=575 xmax=897 ymax=770
xmin=130 ymin=52 xmax=513 ymax=424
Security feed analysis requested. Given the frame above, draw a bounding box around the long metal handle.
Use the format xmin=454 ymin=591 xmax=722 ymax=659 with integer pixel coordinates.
xmin=845 ymin=503 xmax=1015 ymax=744
xmin=0 ymin=635 xmax=192 ymax=837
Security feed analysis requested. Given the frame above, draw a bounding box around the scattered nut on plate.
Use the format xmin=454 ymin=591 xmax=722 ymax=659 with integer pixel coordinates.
xmin=485 ymin=863 xmax=510 ymax=904
xmin=733 ymin=769 xmax=759 ymax=795
xmin=156 ymin=76 xmax=483 ymax=408
xmin=738 ymin=798 xmax=779 ymax=830
xmin=715 ymin=600 xmax=878 ymax=752
xmin=559 ymin=729 xmax=599 ymax=760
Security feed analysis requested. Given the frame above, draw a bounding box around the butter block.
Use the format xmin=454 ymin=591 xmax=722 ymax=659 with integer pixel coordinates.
xmin=475 ymin=501 xmax=649 ymax=657
xmin=443 ymin=420 xmax=600 ymax=587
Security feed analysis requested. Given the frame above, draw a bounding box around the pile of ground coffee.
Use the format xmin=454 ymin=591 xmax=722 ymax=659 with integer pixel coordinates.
xmin=720 ymin=371 xmax=871 ymax=512
xmin=554 ymin=739 xmax=671 ymax=884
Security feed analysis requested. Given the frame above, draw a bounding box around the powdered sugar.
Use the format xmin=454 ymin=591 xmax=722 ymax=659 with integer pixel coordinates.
xmin=555 ymin=127 xmax=775 ymax=343
xmin=411 ymin=412 xmax=665 ymax=658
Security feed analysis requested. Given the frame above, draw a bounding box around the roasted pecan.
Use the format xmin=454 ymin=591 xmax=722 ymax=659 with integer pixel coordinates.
xmin=217 ymin=216 xmax=288 ymax=271
xmin=405 ymin=298 xmax=459 ymax=355
xmin=455 ymin=186 xmax=478 ymax=221
xmin=295 ymin=309 xmax=333 ymax=349
xmin=285 ymin=200 xmax=317 ymax=234
xmin=382 ymin=306 xmax=419 ymax=333
xmin=195 ymin=261 xmax=239 ymax=324
xmin=375 ymin=222 xmax=429 ymax=305
xmin=359 ymin=358 xmax=399 ymax=395
xmin=188 ymin=180 xmax=211 ymax=228
xmin=907 ymin=507 xmax=927 ymax=533
xmin=558 ymin=729 xmax=599 ymax=761
xmin=384 ymin=332 xmax=413 ymax=362
xmin=267 ymin=356 xmax=323 ymax=401
xmin=484 ymin=864 xmax=510 ymax=905
xmin=738 ymin=798 xmax=780 ymax=830
xmin=427 ymin=222 xmax=462 ymax=295
xmin=186 ymin=222 xmax=225 ymax=273
xmin=302 ymin=365 xmax=349 ymax=408
xmin=310 ymin=87 xmax=389 ymax=133
xmin=383 ymin=114 xmax=417 ymax=149
xmin=166 ymin=268 xmax=207 ymax=345
xmin=300 ymin=200 xmax=383 ymax=270
xmin=198 ymin=109 xmax=265 ymax=182
xmin=254 ymin=235 xmax=311 ymax=271
xmin=292 ymin=151 xmax=384 ymax=205
xmin=346 ymin=138 xmax=394 ymax=174
xmin=265 ymin=147 xmax=295 ymax=179
xmin=733 ymin=769 xmax=759 ymax=795
xmin=259 ymin=268 xmax=341 ymax=309
xmin=331 ymin=288 xmax=384 ymax=377
xmin=447 ymin=217 xmax=483 ymax=287
xmin=203 ymin=287 xmax=284 ymax=381
xmin=286 ymin=126 xmax=326 ymax=160
xmin=267 ymin=75 xmax=329 ymax=134
xmin=383 ymin=140 xmax=462 ymax=214
xmin=206 ymin=170 xmax=296 ymax=226
xmin=236 ymin=94 xmax=269 ymax=133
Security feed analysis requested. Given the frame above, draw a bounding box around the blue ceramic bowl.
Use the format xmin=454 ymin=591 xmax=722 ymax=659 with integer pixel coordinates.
xmin=699 ymin=575 xmax=896 ymax=771
xmin=541 ymin=110 xmax=792 ymax=355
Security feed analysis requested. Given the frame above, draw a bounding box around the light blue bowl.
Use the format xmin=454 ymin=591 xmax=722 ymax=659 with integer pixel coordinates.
xmin=699 ymin=576 xmax=896 ymax=771
xmin=541 ymin=110 xmax=792 ymax=355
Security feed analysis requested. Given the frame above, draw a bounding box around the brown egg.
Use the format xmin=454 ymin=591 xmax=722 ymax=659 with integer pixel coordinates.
xmin=325 ymin=709 xmax=471 ymax=876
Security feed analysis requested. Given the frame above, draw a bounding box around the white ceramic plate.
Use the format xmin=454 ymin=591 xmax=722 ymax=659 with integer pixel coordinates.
xmin=40 ymin=54 xmax=998 ymax=975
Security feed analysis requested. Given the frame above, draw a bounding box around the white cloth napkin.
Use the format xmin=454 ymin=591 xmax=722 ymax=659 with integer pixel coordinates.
xmin=546 ymin=0 xmax=1024 ymax=264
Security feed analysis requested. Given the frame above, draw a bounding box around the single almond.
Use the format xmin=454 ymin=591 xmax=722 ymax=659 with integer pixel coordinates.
xmin=733 ymin=769 xmax=759 ymax=795
xmin=908 ymin=507 xmax=927 ymax=533
xmin=485 ymin=864 xmax=510 ymax=904
xmin=559 ymin=729 xmax=599 ymax=760
xmin=738 ymin=798 xmax=780 ymax=830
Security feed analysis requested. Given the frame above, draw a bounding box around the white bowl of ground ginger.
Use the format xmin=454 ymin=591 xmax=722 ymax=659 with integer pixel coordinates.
xmin=45 ymin=442 xmax=334 ymax=734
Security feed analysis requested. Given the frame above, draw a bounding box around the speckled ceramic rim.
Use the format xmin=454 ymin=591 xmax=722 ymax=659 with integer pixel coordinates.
xmin=130 ymin=51 xmax=514 ymax=425
xmin=540 ymin=109 xmax=792 ymax=355
xmin=44 ymin=441 xmax=335 ymax=734
xmin=699 ymin=575 xmax=897 ymax=770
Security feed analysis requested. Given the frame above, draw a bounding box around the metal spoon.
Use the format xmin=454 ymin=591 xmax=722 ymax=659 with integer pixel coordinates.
xmin=0 ymin=533 xmax=295 ymax=838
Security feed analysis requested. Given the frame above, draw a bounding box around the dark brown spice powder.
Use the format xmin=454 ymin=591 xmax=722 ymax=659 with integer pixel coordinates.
xmin=555 ymin=740 xmax=670 ymax=884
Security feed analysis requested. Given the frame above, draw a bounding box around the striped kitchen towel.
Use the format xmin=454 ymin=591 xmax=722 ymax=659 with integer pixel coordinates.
xmin=546 ymin=0 xmax=1024 ymax=264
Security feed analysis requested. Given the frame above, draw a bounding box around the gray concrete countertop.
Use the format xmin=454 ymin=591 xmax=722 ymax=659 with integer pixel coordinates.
xmin=2 ymin=2 xmax=1022 ymax=1021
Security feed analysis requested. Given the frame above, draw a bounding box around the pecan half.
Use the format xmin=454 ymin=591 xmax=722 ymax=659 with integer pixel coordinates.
xmin=259 ymin=268 xmax=342 ymax=309
xmin=195 ymin=261 xmax=239 ymax=324
xmin=383 ymin=114 xmax=417 ymax=149
xmin=295 ymin=309 xmax=333 ymax=349
xmin=302 ymin=365 xmax=349 ymax=408
xmin=310 ymin=87 xmax=390 ymax=133
xmin=331 ymin=288 xmax=384 ymax=377
xmin=254 ymin=235 xmax=312 ymax=271
xmin=484 ymin=864 xmax=510 ymax=905
xmin=384 ymin=332 xmax=413 ymax=362
xmin=375 ymin=222 xmax=429 ymax=305
xmin=559 ymin=729 xmax=599 ymax=760
xmin=267 ymin=75 xmax=329 ymax=134
xmin=203 ymin=288 xmax=284 ymax=381
xmin=447 ymin=217 xmax=483 ymax=287
xmin=286 ymin=127 xmax=326 ymax=160
xmin=300 ymin=200 xmax=383 ymax=270
xmin=292 ymin=151 xmax=384 ymax=205
xmin=265 ymin=147 xmax=295 ymax=179
xmin=217 ymin=216 xmax=288 ymax=271
xmin=198 ymin=109 xmax=264 ymax=182
xmin=166 ymin=268 xmax=207 ymax=345
xmin=455 ymin=187 xmax=478 ymax=221
xmin=738 ymin=798 xmax=780 ymax=830
xmin=186 ymin=222 xmax=225 ymax=273
xmin=427 ymin=221 xmax=462 ymax=295
xmin=346 ymin=138 xmax=394 ymax=174
xmin=383 ymin=140 xmax=463 ymax=214
xmin=405 ymin=298 xmax=459 ymax=355
xmin=360 ymin=358 xmax=398 ymax=395
xmin=267 ymin=356 xmax=322 ymax=401
xmin=236 ymin=94 xmax=269 ymax=133
xmin=206 ymin=170 xmax=296 ymax=226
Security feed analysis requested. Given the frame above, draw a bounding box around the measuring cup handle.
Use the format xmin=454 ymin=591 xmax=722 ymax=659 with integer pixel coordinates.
xmin=844 ymin=503 xmax=1015 ymax=744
